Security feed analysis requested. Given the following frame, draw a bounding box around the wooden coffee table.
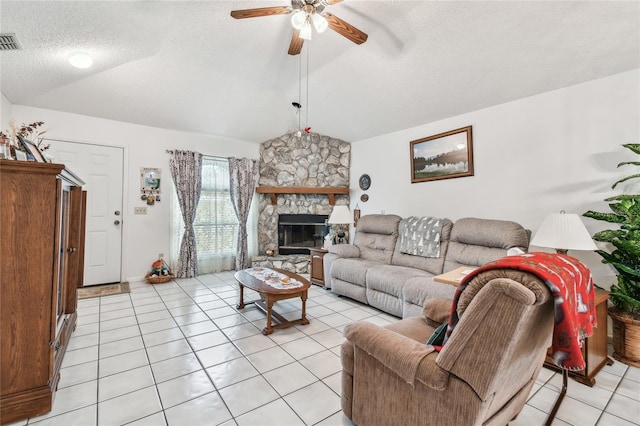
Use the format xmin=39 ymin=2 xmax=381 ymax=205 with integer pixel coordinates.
xmin=235 ymin=268 xmax=310 ymax=335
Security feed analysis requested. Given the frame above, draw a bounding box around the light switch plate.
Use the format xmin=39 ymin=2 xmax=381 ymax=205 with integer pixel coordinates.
xmin=134 ymin=206 xmax=147 ymax=215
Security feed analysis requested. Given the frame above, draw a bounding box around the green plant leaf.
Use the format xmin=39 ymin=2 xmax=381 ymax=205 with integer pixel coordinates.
xmin=592 ymin=229 xmax=625 ymax=242
xmin=604 ymin=194 xmax=640 ymax=202
xmin=609 ymin=202 xmax=627 ymax=216
xmin=583 ymin=210 xmax=626 ymax=223
xmin=612 ymin=173 xmax=640 ymax=189
xmin=622 ymin=143 xmax=640 ymax=155
xmin=618 ymin=161 xmax=640 ymax=167
xmin=612 ymin=239 xmax=640 ymax=257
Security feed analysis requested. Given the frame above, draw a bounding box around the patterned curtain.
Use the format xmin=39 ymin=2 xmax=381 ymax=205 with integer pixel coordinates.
xmin=169 ymin=150 xmax=203 ymax=278
xmin=228 ymin=157 xmax=259 ymax=271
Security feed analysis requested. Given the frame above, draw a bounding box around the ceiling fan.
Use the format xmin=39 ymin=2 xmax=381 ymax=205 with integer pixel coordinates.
xmin=230 ymin=0 xmax=368 ymax=55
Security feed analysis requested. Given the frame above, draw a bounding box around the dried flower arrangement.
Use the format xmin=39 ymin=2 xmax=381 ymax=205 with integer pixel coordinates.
xmin=0 ymin=120 xmax=49 ymax=150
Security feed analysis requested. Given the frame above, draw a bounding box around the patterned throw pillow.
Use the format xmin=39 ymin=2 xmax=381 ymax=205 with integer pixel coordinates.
xmin=398 ymin=216 xmax=444 ymax=258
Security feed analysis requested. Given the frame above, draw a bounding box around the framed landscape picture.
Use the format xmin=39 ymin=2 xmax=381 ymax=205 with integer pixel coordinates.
xmin=410 ymin=126 xmax=474 ymax=183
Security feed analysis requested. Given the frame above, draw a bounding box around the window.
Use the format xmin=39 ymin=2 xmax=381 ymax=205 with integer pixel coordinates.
xmin=196 ymin=157 xmax=238 ymax=256
xmin=172 ymin=157 xmax=238 ymax=272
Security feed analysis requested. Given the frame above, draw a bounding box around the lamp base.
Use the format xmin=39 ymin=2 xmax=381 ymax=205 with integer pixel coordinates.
xmin=333 ymin=231 xmax=348 ymax=245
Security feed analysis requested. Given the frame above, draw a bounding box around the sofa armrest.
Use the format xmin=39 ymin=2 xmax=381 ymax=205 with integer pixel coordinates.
xmin=423 ymin=298 xmax=452 ymax=328
xmin=344 ymin=321 xmax=448 ymax=389
xmin=328 ymin=244 xmax=361 ymax=258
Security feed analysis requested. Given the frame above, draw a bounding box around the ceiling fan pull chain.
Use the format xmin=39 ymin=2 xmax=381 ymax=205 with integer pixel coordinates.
xmin=305 ymin=43 xmax=310 ymax=130
xmin=299 ymin=52 xmax=303 ymax=131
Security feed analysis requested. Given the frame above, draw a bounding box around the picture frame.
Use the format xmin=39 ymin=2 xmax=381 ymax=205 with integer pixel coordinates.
xmin=17 ymin=136 xmax=46 ymax=162
xmin=410 ymin=126 xmax=474 ymax=183
xmin=140 ymin=167 xmax=161 ymax=192
xmin=358 ymin=174 xmax=371 ymax=190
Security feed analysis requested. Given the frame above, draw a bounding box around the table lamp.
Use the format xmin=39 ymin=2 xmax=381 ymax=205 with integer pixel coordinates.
xmin=530 ymin=210 xmax=598 ymax=254
xmin=529 ymin=210 xmax=597 ymax=425
xmin=328 ymin=205 xmax=352 ymax=244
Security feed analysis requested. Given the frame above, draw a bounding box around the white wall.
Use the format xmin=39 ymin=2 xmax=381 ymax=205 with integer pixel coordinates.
xmin=350 ymin=69 xmax=640 ymax=287
xmin=1 ymin=93 xmax=13 ymax=131
xmin=8 ymin=104 xmax=259 ymax=281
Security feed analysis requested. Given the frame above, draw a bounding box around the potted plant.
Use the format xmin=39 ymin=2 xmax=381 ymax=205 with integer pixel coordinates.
xmin=583 ymin=143 xmax=640 ymax=367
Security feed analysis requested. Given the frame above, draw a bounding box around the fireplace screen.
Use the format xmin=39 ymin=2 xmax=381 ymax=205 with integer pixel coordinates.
xmin=278 ymin=214 xmax=328 ymax=255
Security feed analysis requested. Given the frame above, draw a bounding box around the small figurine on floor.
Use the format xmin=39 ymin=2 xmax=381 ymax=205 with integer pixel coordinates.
xmin=150 ymin=259 xmax=169 ymax=276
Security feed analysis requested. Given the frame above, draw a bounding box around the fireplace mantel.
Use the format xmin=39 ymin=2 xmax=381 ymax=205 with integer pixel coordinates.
xmin=256 ymin=186 xmax=349 ymax=205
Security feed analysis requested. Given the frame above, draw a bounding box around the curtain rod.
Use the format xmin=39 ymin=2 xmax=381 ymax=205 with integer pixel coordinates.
xmin=165 ymin=149 xmax=230 ymax=160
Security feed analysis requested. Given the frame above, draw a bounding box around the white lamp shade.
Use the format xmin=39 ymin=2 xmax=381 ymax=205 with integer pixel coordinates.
xmin=291 ymin=10 xmax=307 ymax=30
xmin=299 ymin=22 xmax=312 ymax=40
xmin=328 ymin=205 xmax=352 ymax=225
xmin=530 ymin=212 xmax=598 ymax=251
xmin=312 ymin=13 xmax=328 ymax=33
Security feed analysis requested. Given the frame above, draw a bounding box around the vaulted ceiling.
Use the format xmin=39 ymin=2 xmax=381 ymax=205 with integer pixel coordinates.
xmin=1 ymin=1 xmax=638 ymax=143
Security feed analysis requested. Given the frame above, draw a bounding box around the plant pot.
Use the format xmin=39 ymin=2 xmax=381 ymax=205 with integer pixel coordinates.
xmin=609 ymin=308 xmax=640 ymax=368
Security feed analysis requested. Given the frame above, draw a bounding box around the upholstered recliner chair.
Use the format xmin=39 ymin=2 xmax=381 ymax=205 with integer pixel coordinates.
xmin=341 ymin=268 xmax=554 ymax=426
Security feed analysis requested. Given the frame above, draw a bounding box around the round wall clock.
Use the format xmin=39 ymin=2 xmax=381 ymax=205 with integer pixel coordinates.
xmin=359 ymin=174 xmax=371 ymax=191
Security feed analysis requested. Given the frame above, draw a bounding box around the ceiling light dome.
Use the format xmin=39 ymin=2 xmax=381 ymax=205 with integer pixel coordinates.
xmin=68 ymin=52 xmax=92 ymax=69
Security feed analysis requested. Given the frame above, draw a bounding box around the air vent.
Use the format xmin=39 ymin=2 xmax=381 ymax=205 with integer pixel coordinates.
xmin=0 ymin=33 xmax=22 ymax=51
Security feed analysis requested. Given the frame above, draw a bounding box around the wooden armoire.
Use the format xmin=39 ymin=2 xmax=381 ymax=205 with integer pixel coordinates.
xmin=0 ymin=160 xmax=86 ymax=424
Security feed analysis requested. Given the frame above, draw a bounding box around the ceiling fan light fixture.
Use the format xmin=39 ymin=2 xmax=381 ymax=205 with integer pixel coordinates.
xmin=311 ymin=13 xmax=328 ymax=33
xmin=68 ymin=52 xmax=92 ymax=69
xmin=300 ymin=22 xmax=313 ymax=40
xmin=291 ymin=10 xmax=307 ymax=30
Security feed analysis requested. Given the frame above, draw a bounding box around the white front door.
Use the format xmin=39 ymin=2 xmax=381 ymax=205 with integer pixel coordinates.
xmin=46 ymin=140 xmax=124 ymax=286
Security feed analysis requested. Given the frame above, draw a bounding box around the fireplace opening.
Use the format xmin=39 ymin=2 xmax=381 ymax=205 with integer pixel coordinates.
xmin=278 ymin=214 xmax=328 ymax=255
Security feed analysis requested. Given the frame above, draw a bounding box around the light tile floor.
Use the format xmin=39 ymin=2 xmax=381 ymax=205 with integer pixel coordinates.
xmin=7 ymin=271 xmax=640 ymax=426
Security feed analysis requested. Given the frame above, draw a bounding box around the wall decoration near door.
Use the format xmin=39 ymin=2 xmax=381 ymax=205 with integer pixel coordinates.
xmin=141 ymin=167 xmax=162 ymax=205
xmin=410 ymin=126 xmax=474 ymax=183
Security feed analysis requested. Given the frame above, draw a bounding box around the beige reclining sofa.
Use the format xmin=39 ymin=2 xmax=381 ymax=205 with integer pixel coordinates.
xmin=323 ymin=214 xmax=530 ymax=318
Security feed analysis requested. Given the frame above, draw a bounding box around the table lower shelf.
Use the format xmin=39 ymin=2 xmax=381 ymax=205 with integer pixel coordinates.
xmin=253 ymin=299 xmax=310 ymax=335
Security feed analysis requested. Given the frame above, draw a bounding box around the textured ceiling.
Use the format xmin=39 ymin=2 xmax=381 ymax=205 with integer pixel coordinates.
xmin=1 ymin=1 xmax=639 ymax=144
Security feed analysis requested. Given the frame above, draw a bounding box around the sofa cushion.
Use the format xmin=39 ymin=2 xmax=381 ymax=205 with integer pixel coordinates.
xmin=356 ymin=214 xmax=402 ymax=235
xmin=392 ymin=219 xmax=453 ymax=275
xmin=366 ymin=265 xmax=431 ymax=317
xmin=332 ymin=258 xmax=381 ymax=286
xmin=367 ymin=265 xmax=430 ymax=298
xmin=353 ymin=214 xmax=401 ymax=264
xmin=444 ymin=217 xmax=530 ymax=271
xmin=402 ymin=277 xmax=457 ymax=318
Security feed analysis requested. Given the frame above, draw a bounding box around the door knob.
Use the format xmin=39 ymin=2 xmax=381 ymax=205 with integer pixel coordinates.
xmin=114 ymin=210 xmax=121 ymax=216
xmin=114 ymin=220 xmax=121 ymax=225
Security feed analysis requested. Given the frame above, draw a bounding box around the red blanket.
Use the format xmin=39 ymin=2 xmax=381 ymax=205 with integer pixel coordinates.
xmin=441 ymin=252 xmax=596 ymax=371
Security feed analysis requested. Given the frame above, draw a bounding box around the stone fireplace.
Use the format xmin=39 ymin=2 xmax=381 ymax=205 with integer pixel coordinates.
xmin=253 ymin=132 xmax=350 ymax=273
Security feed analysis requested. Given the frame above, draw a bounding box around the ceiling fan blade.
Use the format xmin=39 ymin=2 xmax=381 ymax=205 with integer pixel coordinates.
xmin=324 ymin=0 xmax=344 ymax=4
xmin=230 ymin=6 xmax=292 ymax=19
xmin=288 ymin=29 xmax=304 ymax=55
xmin=324 ymin=13 xmax=368 ymax=45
